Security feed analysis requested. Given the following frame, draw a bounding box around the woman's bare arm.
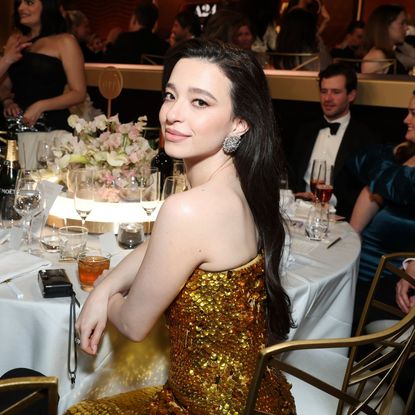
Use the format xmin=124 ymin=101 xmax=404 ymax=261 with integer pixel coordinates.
xmin=350 ymin=185 xmax=383 ymax=233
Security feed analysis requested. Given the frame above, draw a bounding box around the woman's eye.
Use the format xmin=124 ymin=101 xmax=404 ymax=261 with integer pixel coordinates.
xmin=193 ymin=99 xmax=208 ymax=108
xmin=162 ymin=92 xmax=175 ymax=101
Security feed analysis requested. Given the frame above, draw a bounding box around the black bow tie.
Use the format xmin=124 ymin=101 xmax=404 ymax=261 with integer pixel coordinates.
xmin=320 ymin=119 xmax=341 ymax=135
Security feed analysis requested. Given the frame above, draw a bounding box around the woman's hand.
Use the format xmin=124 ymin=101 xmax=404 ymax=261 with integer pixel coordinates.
xmin=3 ymin=99 xmax=21 ymax=118
xmin=396 ymin=261 xmax=415 ymax=314
xmin=3 ymin=34 xmax=31 ymax=66
xmin=22 ymin=101 xmax=44 ymax=127
xmin=75 ymin=287 xmax=110 ymax=355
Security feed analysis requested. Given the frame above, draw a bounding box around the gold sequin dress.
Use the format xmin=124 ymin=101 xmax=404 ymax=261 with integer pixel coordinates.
xmin=66 ymin=255 xmax=296 ymax=415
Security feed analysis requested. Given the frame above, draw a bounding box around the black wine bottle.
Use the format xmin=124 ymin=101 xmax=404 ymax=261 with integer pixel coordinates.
xmin=0 ymin=131 xmax=20 ymax=199
xmin=0 ymin=131 xmax=21 ymax=224
xmin=151 ymin=133 xmax=173 ymax=195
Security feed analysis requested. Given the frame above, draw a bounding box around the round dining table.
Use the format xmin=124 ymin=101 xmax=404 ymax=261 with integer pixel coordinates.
xmin=0 ymin=217 xmax=360 ymax=413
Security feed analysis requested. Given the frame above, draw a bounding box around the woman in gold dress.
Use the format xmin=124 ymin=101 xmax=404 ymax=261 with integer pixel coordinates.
xmin=67 ymin=39 xmax=296 ymax=415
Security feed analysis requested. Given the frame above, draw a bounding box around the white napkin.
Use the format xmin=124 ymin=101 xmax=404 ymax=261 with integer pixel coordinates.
xmin=0 ymin=249 xmax=51 ymax=283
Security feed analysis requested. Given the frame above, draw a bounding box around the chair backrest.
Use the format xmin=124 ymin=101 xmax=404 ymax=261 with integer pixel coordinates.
xmin=267 ymin=52 xmax=320 ymax=70
xmin=244 ymin=305 xmax=415 ymax=415
xmin=0 ymin=376 xmax=58 ymax=415
xmin=348 ymin=252 xmax=415 ymax=415
xmin=140 ymin=54 xmax=165 ymax=65
xmin=333 ymin=57 xmax=397 ymax=74
xmin=98 ymin=66 xmax=124 ymax=117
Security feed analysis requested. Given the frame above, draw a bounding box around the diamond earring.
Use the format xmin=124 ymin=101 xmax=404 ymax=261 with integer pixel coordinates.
xmin=222 ymin=135 xmax=241 ymax=154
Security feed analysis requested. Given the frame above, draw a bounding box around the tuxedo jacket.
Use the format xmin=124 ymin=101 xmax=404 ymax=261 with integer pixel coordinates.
xmin=286 ymin=117 xmax=378 ymax=220
xmin=104 ymin=28 xmax=169 ymax=64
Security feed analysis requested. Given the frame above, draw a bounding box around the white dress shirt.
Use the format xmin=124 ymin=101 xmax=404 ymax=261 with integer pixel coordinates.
xmin=304 ymin=112 xmax=351 ymax=191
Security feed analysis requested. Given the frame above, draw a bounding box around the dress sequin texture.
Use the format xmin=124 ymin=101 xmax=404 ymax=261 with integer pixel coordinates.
xmin=65 ymin=255 xmax=296 ymax=415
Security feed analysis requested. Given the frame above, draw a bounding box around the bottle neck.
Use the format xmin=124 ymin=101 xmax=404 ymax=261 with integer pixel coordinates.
xmin=5 ymin=139 xmax=19 ymax=163
xmin=159 ymin=133 xmax=165 ymax=152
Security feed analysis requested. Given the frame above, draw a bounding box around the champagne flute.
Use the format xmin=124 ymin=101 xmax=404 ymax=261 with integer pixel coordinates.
xmin=139 ymin=169 xmax=159 ymax=234
xmin=310 ymin=159 xmax=326 ymax=199
xmin=36 ymin=140 xmax=54 ymax=169
xmin=13 ymin=170 xmax=44 ymax=253
xmin=316 ymin=164 xmax=334 ymax=205
xmin=73 ymin=169 xmax=95 ymax=226
xmin=161 ymin=175 xmax=187 ymax=200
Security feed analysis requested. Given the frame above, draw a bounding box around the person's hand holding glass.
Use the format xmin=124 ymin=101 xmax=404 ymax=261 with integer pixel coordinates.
xmin=13 ymin=170 xmax=44 ymax=253
xmin=74 ymin=169 xmax=95 ymax=226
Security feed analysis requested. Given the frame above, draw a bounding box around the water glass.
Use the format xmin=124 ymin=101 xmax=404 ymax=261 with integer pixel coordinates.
xmin=117 ymin=222 xmax=144 ymax=249
xmin=58 ymin=225 xmax=88 ymax=261
xmin=305 ymin=203 xmax=329 ymax=241
xmin=40 ymin=223 xmax=60 ymax=253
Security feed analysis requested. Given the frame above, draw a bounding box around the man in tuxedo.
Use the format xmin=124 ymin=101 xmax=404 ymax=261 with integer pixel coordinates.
xmin=287 ymin=63 xmax=377 ymax=220
xmin=103 ymin=2 xmax=169 ymax=64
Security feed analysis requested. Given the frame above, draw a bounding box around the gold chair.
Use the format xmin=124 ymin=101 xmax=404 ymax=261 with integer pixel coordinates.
xmin=0 ymin=376 xmax=58 ymax=415
xmin=267 ymin=52 xmax=320 ymax=70
xmin=245 ymin=252 xmax=415 ymax=415
xmin=140 ymin=54 xmax=165 ymax=65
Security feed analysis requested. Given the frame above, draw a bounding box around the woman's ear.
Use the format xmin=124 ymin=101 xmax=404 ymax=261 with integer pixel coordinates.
xmin=231 ymin=117 xmax=249 ymax=137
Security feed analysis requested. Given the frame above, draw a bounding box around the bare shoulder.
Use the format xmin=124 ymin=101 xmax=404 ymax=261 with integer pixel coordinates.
xmin=57 ymin=33 xmax=79 ymax=47
xmin=363 ymin=48 xmax=386 ymax=60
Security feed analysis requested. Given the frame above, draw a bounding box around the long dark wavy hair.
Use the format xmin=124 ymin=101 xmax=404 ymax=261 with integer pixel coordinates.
xmin=276 ymin=8 xmax=318 ymax=69
xmin=365 ymin=4 xmax=406 ymax=57
xmin=13 ymin=0 xmax=67 ymax=38
xmin=162 ymin=39 xmax=294 ymax=341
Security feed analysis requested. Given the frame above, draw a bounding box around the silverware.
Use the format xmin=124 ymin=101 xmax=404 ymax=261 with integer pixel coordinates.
xmin=327 ymin=237 xmax=342 ymax=249
xmin=0 ymin=279 xmax=24 ymax=299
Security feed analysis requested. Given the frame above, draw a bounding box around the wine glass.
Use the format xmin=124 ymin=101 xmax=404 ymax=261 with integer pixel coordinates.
xmin=73 ymin=169 xmax=95 ymax=226
xmin=161 ymin=175 xmax=187 ymax=200
xmin=139 ymin=170 xmax=159 ymax=234
xmin=310 ymin=159 xmax=326 ymax=199
xmin=36 ymin=140 xmax=54 ymax=169
xmin=315 ymin=164 xmax=334 ymax=205
xmin=13 ymin=170 xmax=44 ymax=253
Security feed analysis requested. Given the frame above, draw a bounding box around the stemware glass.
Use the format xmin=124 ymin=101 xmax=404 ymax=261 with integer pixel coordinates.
xmin=36 ymin=140 xmax=54 ymax=169
xmin=73 ymin=169 xmax=95 ymax=226
xmin=13 ymin=170 xmax=44 ymax=253
xmin=139 ymin=169 xmax=159 ymax=234
xmin=315 ymin=164 xmax=334 ymax=205
xmin=310 ymin=159 xmax=326 ymax=199
xmin=161 ymin=175 xmax=187 ymax=200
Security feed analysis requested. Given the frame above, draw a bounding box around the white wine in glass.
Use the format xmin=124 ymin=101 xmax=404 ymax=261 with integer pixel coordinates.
xmin=74 ymin=169 xmax=95 ymax=226
xmin=139 ymin=169 xmax=159 ymax=233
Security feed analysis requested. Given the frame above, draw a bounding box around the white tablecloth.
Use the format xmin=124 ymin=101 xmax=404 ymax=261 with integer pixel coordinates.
xmin=0 ymin=221 xmax=359 ymax=413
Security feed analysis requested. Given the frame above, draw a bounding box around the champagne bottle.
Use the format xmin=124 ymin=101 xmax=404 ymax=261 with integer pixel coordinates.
xmin=151 ymin=132 xmax=173 ymax=195
xmin=0 ymin=131 xmax=20 ymax=198
xmin=0 ymin=131 xmax=21 ymax=224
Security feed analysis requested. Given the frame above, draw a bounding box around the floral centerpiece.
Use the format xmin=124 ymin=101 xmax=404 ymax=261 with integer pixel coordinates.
xmin=52 ymin=114 xmax=157 ymax=202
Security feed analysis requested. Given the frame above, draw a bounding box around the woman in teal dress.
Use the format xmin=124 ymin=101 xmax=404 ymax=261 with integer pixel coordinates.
xmin=66 ymin=39 xmax=296 ymax=414
xmin=350 ymin=91 xmax=415 ymax=323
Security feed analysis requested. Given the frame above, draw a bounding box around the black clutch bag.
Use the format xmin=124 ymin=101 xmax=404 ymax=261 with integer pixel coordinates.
xmin=38 ymin=269 xmax=73 ymax=298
